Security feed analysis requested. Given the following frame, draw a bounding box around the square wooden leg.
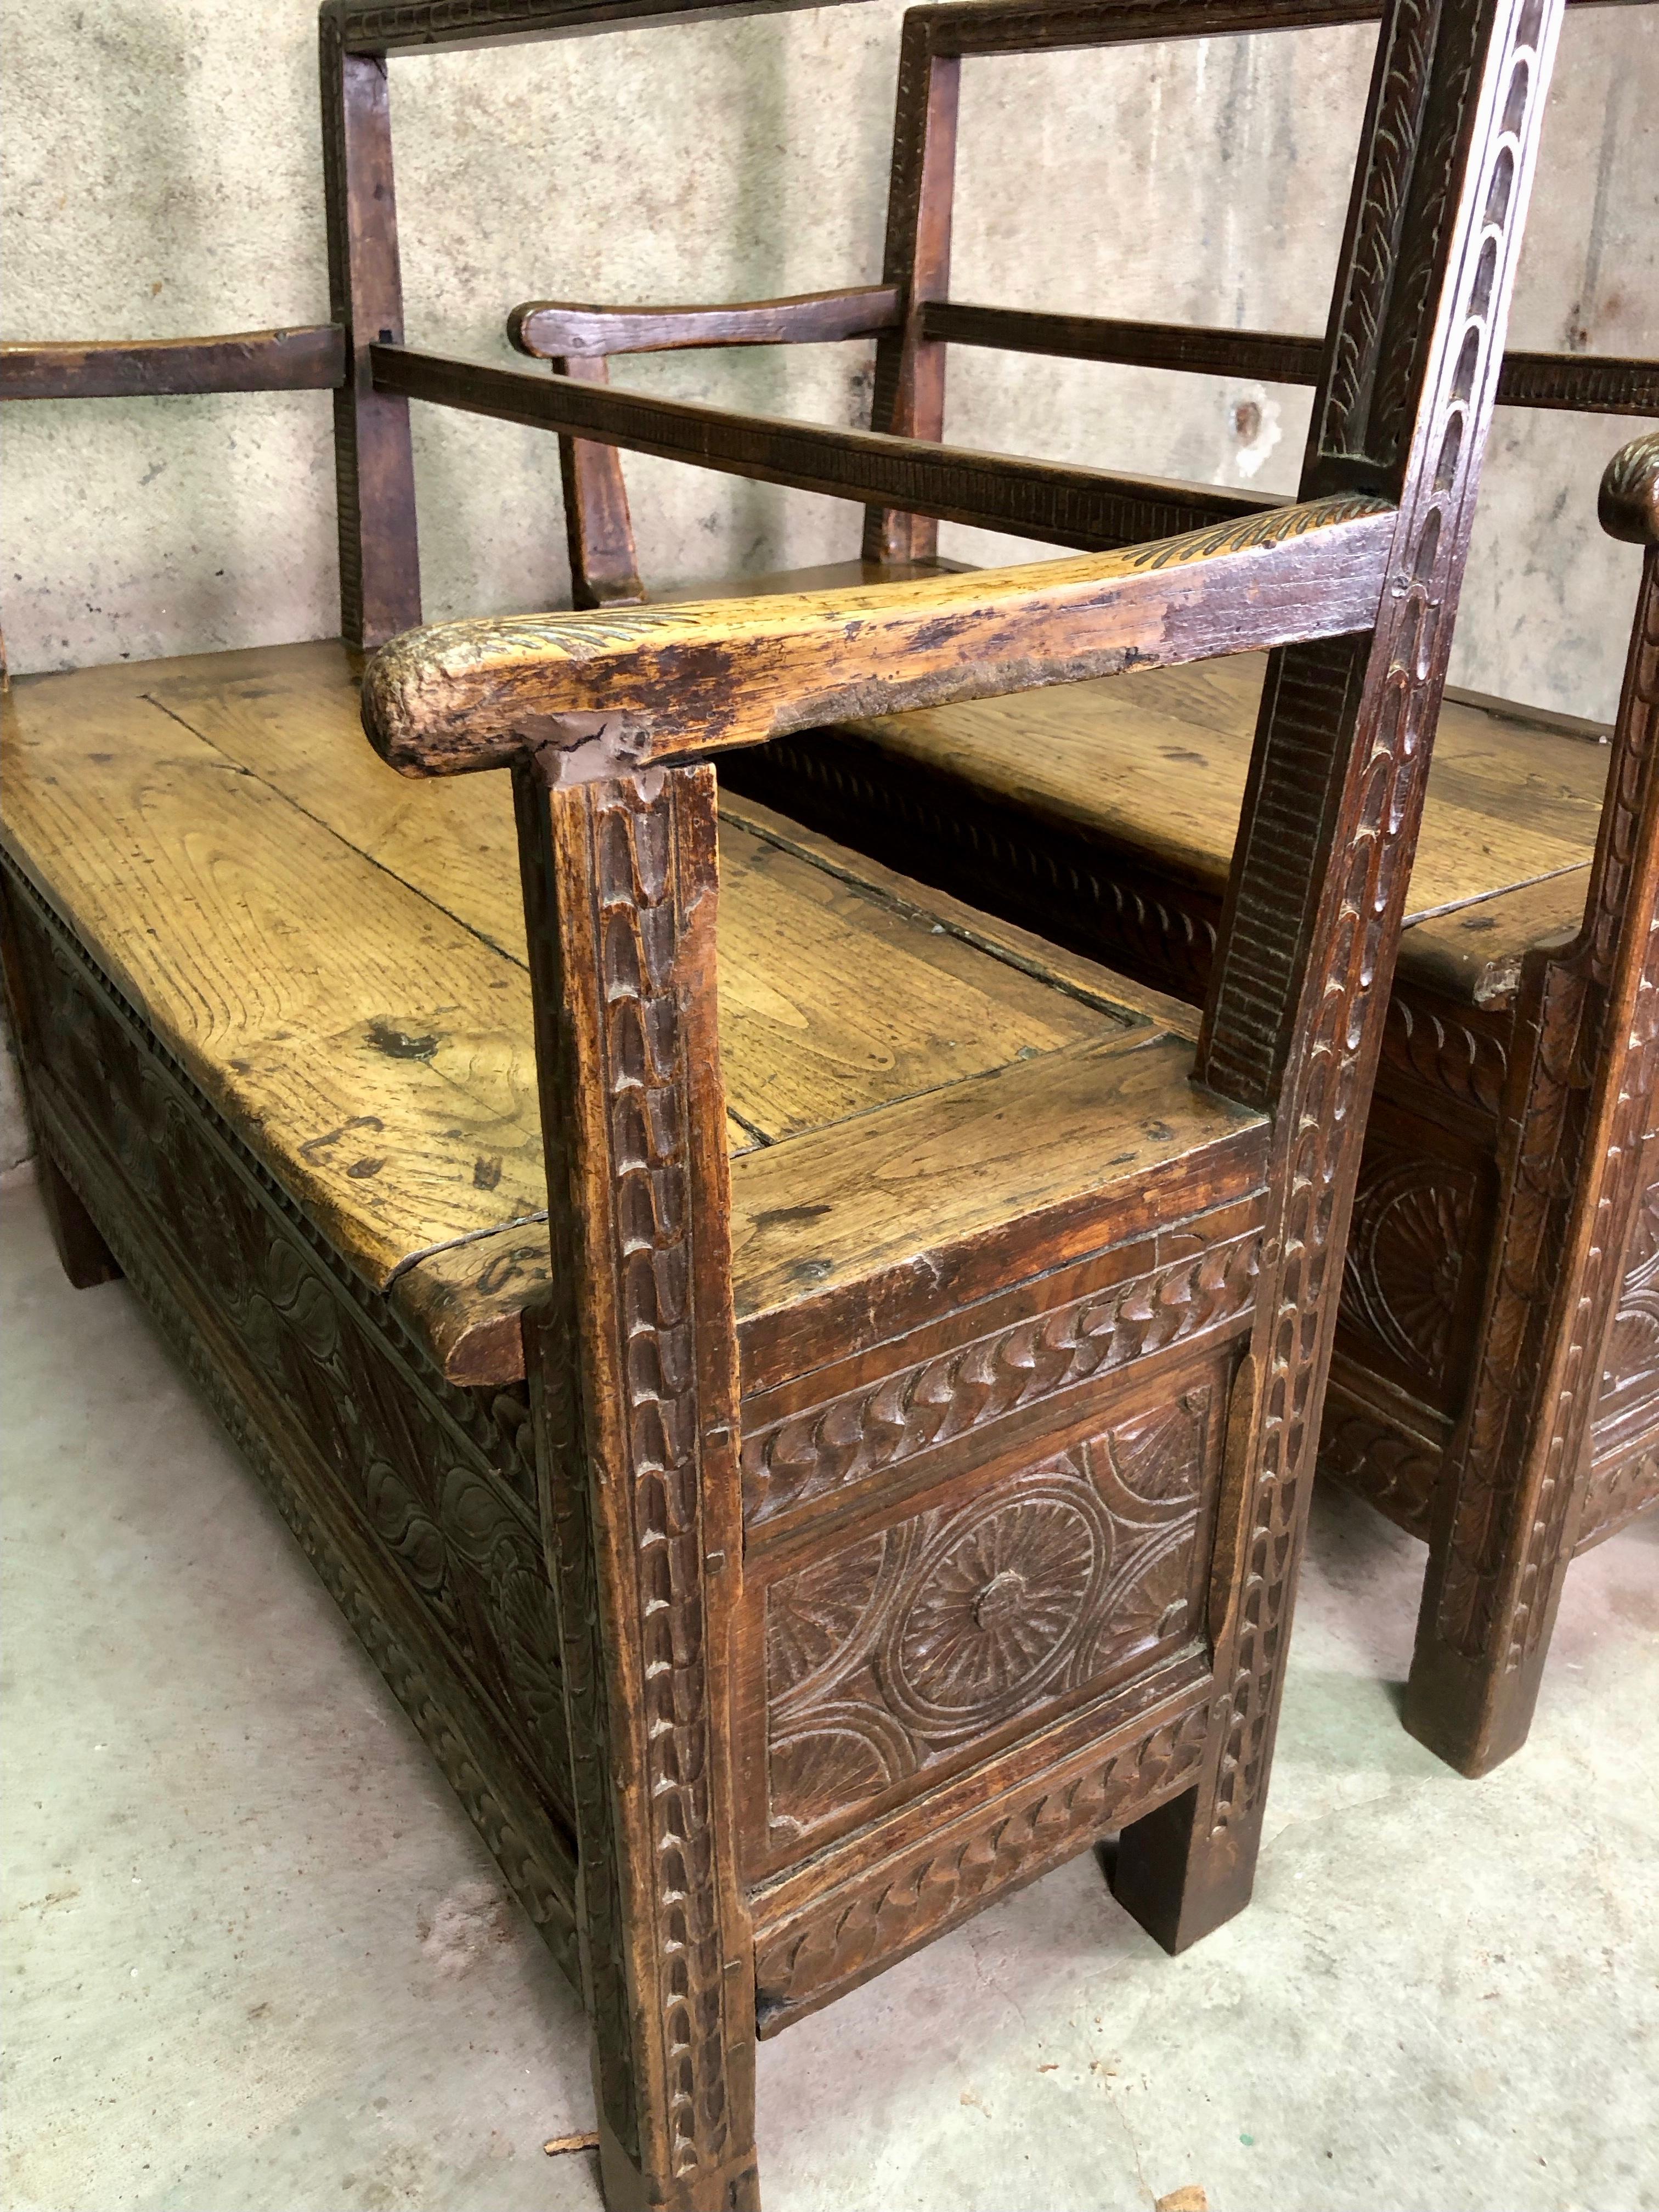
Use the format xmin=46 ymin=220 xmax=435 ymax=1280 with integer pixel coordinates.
xmin=35 ymin=1145 xmax=122 ymax=1291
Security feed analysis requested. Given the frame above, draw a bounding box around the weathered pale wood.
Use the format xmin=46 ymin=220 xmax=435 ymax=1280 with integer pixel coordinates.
xmin=360 ymin=495 xmax=1396 ymax=776
xmin=133 ymin=644 xmax=1131 ymax=1140
xmin=821 ymin=651 xmax=1611 ymax=984
xmin=5 ymin=642 xmax=1208 ymax=1391
xmin=729 ymin=1029 xmax=1267 ymax=1363
xmin=0 ymin=326 xmax=346 ymax=400
xmin=1 ymin=665 xmax=548 ymax=1292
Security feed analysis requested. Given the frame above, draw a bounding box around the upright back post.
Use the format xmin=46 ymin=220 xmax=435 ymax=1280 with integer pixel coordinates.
xmin=861 ymin=10 xmax=960 ymax=566
xmin=320 ymin=2 xmax=422 ymax=650
xmin=1113 ymin=0 xmax=1564 ymax=1939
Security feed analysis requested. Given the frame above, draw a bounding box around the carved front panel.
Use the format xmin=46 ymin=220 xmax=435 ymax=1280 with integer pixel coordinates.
xmin=1592 ymin=1138 xmax=1659 ymax=1443
xmin=1338 ymin=1099 xmax=1496 ymax=1418
xmin=750 ymin=1375 xmax=1221 ymax=1873
xmin=6 ymin=873 xmax=572 ymax=1820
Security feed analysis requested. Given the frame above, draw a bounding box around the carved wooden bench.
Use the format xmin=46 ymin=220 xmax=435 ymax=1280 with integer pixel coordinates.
xmin=1 ymin=0 xmax=1565 ymax=2201
xmin=504 ymin=0 xmax=1656 ymax=1781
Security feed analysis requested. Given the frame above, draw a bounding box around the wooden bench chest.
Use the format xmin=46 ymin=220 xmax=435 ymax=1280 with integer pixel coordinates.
xmin=1 ymin=0 xmax=1572 ymax=2200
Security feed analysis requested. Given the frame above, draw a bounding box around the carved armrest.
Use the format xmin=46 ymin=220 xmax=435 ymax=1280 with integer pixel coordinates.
xmin=361 ymin=493 xmax=1393 ymax=780
xmin=1601 ymin=431 xmax=1659 ymax=548
xmin=509 ymin=286 xmax=901 ymax=360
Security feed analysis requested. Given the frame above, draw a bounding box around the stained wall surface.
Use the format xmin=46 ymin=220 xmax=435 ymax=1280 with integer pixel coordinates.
xmin=4 ymin=1 xmax=1655 ymax=716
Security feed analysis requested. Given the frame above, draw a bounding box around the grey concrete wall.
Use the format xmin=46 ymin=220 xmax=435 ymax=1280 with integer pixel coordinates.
xmin=4 ymin=1 xmax=1655 ymax=712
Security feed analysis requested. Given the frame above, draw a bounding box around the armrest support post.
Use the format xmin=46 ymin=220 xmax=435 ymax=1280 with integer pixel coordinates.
xmin=514 ymin=755 xmax=758 ymax=2209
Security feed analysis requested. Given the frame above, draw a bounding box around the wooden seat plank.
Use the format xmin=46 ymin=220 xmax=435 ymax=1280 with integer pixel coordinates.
xmin=3 ymin=642 xmax=1225 ymax=1388
xmin=2 ymin=671 xmax=549 ymax=1291
xmin=135 ymin=644 xmax=1130 ymax=1144
xmin=826 ymin=653 xmax=1608 ymax=962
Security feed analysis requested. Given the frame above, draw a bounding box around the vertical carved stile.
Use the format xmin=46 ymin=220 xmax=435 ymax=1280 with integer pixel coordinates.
xmin=1198 ymin=0 xmax=1564 ymax=1832
xmin=1429 ymin=541 xmax=1659 ymax=1699
xmin=517 ymin=761 xmax=757 ymax=2209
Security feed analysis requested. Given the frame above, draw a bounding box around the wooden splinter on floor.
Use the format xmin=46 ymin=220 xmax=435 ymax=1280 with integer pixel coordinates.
xmin=1 ymin=0 xmax=1562 ymax=2202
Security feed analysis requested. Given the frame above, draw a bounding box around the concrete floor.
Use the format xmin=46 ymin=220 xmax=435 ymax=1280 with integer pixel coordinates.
xmin=4 ymin=1167 xmax=1656 ymax=2212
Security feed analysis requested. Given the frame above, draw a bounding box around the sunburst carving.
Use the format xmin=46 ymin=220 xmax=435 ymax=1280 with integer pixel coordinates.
xmin=761 ymin=1390 xmax=1214 ymax=1853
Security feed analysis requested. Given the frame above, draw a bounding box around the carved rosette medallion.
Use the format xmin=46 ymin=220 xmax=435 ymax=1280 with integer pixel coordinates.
xmin=763 ymin=1392 xmax=1211 ymax=1852
xmin=1343 ymin=1156 xmax=1477 ymax=1384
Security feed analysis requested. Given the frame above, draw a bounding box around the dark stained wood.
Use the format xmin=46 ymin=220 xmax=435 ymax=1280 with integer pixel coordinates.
xmin=334 ymin=0 xmax=1629 ymax=53
xmin=863 ymin=13 xmax=958 ymax=564
xmin=1498 ymin=351 xmax=1659 ymax=416
xmin=923 ymin=304 xmax=1327 ymax=388
xmin=320 ymin=18 xmax=422 ymax=650
xmin=1601 ymin=429 xmax=1659 ymax=544
xmin=338 ymin=0 xmax=882 ymax=57
xmin=921 ymin=302 xmax=1659 ymax=418
xmin=1406 ymin=435 xmax=1659 ymax=1772
xmin=369 ymin=342 xmax=1285 ymax=554
xmin=0 ymin=326 xmax=345 ymax=401
xmin=514 ymin=759 xmax=760 ymax=2210
xmin=549 ymin=354 xmax=646 ymax=608
xmin=511 ymin=287 xmax=901 ymax=359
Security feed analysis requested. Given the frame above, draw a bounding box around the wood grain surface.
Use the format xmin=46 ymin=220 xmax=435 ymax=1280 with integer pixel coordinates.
xmin=830 ymin=650 xmax=1610 ymax=992
xmin=3 ymin=641 xmax=1211 ymax=1385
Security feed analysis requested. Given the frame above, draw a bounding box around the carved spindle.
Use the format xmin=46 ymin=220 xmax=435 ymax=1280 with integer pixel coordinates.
xmin=550 ymin=354 xmax=646 ymax=610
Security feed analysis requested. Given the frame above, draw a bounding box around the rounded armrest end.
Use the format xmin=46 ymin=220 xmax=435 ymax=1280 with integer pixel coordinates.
xmin=1600 ymin=432 xmax=1659 ymax=549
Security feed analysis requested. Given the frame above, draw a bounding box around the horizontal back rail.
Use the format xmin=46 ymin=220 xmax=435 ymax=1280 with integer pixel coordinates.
xmin=370 ymin=341 xmax=1284 ymax=550
xmin=914 ymin=0 xmax=1630 ymax=58
xmin=332 ymin=0 xmax=1631 ymax=57
xmin=0 ymin=327 xmax=346 ymax=402
xmin=921 ymin=304 xmax=1659 ymax=418
xmin=336 ymin=0 xmax=874 ymax=55
xmin=8 ymin=313 xmax=1647 ymax=419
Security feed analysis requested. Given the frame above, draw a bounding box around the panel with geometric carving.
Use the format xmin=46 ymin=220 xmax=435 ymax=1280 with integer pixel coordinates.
xmin=5 ymin=873 xmax=573 ymax=1823
xmin=1337 ymin=1102 xmax=1494 ymax=1415
xmin=1591 ymin=1147 xmax=1659 ymax=1444
xmin=757 ymin=1383 xmax=1217 ymax=1865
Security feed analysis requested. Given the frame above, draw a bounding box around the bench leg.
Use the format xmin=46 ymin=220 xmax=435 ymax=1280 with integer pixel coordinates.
xmin=1402 ymin=1441 xmax=1579 ymax=1778
xmin=34 ymin=1146 xmax=122 ymax=1290
xmin=1109 ymin=1771 xmax=1261 ymax=1956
